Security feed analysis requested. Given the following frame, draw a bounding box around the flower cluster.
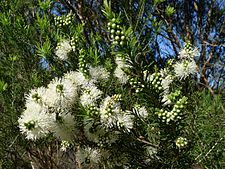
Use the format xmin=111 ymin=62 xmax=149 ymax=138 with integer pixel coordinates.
xmin=60 ymin=140 xmax=70 ymax=151
xmin=161 ymin=90 xmax=181 ymax=105
xmin=88 ymin=65 xmax=109 ymax=82
xmin=114 ymin=56 xmax=130 ymax=84
xmin=174 ymin=42 xmax=198 ymax=79
xmin=55 ymin=39 xmax=73 ymax=60
xmin=174 ymin=60 xmax=198 ymax=80
xmin=99 ymin=94 xmax=134 ymax=131
xmin=19 ymin=74 xmax=78 ymax=140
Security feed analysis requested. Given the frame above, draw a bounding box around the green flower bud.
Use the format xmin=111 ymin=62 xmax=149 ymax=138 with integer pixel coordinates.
xmin=113 ymin=41 xmax=118 ymax=45
xmin=111 ymin=29 xmax=115 ymax=34
xmin=121 ymin=36 xmax=125 ymax=40
xmin=116 ymin=30 xmax=121 ymax=35
xmin=115 ymin=36 xmax=120 ymax=40
xmin=120 ymin=41 xmax=124 ymax=46
xmin=111 ymin=23 xmax=116 ymax=29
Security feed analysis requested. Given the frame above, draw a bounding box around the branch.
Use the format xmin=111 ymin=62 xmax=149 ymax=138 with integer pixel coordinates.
xmin=196 ymin=66 xmax=215 ymax=96
xmin=203 ymin=41 xmax=225 ymax=47
xmin=137 ymin=137 xmax=159 ymax=148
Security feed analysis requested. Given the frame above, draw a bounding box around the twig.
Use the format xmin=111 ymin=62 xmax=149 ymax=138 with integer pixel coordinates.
xmin=137 ymin=137 xmax=159 ymax=148
xmin=203 ymin=41 xmax=225 ymax=47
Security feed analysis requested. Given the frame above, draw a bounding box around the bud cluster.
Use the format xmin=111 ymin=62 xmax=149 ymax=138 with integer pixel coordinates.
xmin=111 ymin=94 xmax=122 ymax=102
xmin=129 ymin=77 xmax=144 ymax=93
xmin=87 ymin=105 xmax=99 ymax=116
xmin=107 ymin=18 xmax=126 ymax=46
xmin=54 ymin=11 xmax=73 ymax=27
xmin=175 ymin=137 xmax=188 ymax=148
xmin=156 ymin=96 xmax=188 ymax=124
xmin=78 ymin=49 xmax=88 ymax=74
xmin=70 ymin=36 xmax=79 ymax=52
xmin=167 ymin=90 xmax=181 ymax=102
xmin=149 ymin=72 xmax=163 ymax=92
xmin=97 ymin=135 xmax=112 ymax=147
xmin=24 ymin=121 xmax=35 ymax=130
xmin=167 ymin=59 xmax=174 ymax=67
xmin=184 ymin=41 xmax=192 ymax=51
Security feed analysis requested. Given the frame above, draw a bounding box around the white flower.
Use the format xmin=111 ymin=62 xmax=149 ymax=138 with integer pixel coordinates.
xmin=89 ymin=65 xmax=109 ymax=81
xmin=83 ymin=118 xmax=104 ymax=143
xmin=42 ymin=77 xmax=78 ymax=109
xmin=116 ymin=112 xmax=134 ymax=132
xmin=174 ymin=60 xmax=198 ymax=79
xmin=80 ymin=83 xmax=103 ymax=107
xmin=64 ymin=70 xmax=90 ymax=87
xmin=147 ymin=73 xmax=154 ymax=82
xmin=161 ymin=94 xmax=172 ymax=106
xmin=18 ymin=103 xmax=55 ymax=140
xmin=144 ymin=146 xmax=158 ymax=163
xmin=133 ymin=105 xmax=148 ymax=119
xmin=161 ymin=75 xmax=174 ymax=92
xmin=146 ymin=146 xmax=157 ymax=157
xmin=160 ymin=68 xmax=169 ymax=77
xmin=55 ymin=39 xmax=72 ymax=60
xmin=76 ymin=147 xmax=101 ymax=167
xmin=25 ymin=87 xmax=47 ymax=105
xmin=52 ymin=112 xmax=75 ymax=141
xmin=115 ymin=57 xmax=128 ymax=68
xmin=114 ymin=57 xmax=130 ymax=84
xmin=99 ymin=96 xmax=121 ymax=128
xmin=114 ymin=68 xmax=129 ymax=84
xmin=178 ymin=47 xmax=199 ymax=60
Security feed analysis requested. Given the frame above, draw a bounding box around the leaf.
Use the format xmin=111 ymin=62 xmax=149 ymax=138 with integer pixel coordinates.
xmin=0 ymin=80 xmax=7 ymax=93
xmin=102 ymin=0 xmax=114 ymax=18
xmin=36 ymin=38 xmax=52 ymax=58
